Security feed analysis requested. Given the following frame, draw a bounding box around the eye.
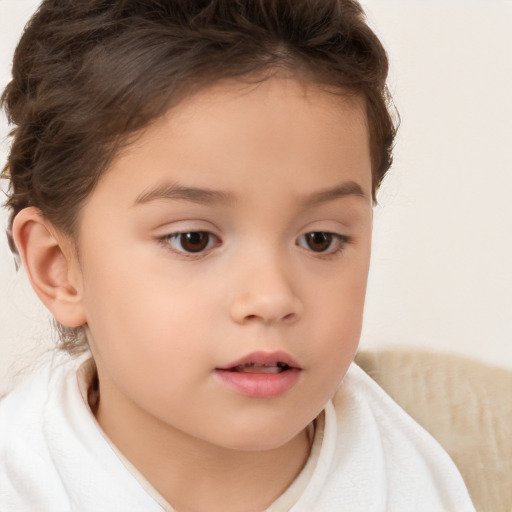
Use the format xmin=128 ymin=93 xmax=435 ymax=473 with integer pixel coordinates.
xmin=296 ymin=231 xmax=348 ymax=254
xmin=163 ymin=231 xmax=219 ymax=254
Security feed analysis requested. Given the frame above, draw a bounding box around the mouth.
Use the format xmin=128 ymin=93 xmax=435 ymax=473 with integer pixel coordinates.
xmin=214 ymin=351 xmax=302 ymax=398
xmin=216 ymin=351 xmax=301 ymax=374
xmin=226 ymin=362 xmax=292 ymax=374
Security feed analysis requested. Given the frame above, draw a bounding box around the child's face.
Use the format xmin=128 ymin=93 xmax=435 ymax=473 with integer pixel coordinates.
xmin=73 ymin=77 xmax=373 ymax=451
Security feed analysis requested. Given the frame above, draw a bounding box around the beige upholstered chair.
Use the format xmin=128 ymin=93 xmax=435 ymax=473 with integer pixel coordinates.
xmin=355 ymin=349 xmax=512 ymax=512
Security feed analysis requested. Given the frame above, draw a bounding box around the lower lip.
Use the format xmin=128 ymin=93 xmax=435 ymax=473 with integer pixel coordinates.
xmin=214 ymin=369 xmax=301 ymax=398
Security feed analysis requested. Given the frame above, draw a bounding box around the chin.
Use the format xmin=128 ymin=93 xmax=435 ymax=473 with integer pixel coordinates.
xmin=211 ymin=423 xmax=308 ymax=453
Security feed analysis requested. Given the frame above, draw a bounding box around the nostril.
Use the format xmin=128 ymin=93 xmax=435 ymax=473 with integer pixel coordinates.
xmin=242 ymin=311 xmax=298 ymax=325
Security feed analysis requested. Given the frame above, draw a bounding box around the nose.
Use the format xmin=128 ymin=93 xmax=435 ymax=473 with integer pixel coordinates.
xmin=229 ymin=254 xmax=303 ymax=326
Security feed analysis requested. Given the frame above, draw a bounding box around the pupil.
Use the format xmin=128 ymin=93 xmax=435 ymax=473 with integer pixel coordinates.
xmin=181 ymin=232 xmax=209 ymax=252
xmin=307 ymin=232 xmax=332 ymax=252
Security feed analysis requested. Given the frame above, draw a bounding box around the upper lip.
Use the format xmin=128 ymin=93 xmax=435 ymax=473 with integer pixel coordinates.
xmin=216 ymin=351 xmax=302 ymax=371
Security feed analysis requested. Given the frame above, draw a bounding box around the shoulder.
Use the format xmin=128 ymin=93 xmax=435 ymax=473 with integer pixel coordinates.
xmin=332 ymin=362 xmax=456 ymax=468
xmin=323 ymin=363 xmax=475 ymax=510
xmin=0 ymin=353 xmax=85 ymax=511
xmin=0 ymin=352 xmax=165 ymax=512
xmin=0 ymin=351 xmax=83 ymax=425
xmin=0 ymin=353 xmax=59 ymax=438
xmin=334 ymin=361 xmax=435 ymax=438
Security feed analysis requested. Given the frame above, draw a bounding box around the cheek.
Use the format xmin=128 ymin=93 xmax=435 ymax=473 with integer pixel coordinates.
xmin=310 ymin=289 xmax=364 ymax=364
xmin=311 ymin=248 xmax=370 ymax=325
xmin=81 ymin=248 xmax=219 ymax=368
xmin=81 ymin=271 xmax=213 ymax=415
xmin=302 ymin=257 xmax=369 ymax=382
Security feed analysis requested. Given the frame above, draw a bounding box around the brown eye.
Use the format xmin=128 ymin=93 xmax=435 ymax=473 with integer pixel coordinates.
xmin=165 ymin=231 xmax=218 ymax=254
xmin=179 ymin=232 xmax=210 ymax=252
xmin=296 ymin=231 xmax=349 ymax=255
xmin=304 ymin=232 xmax=333 ymax=252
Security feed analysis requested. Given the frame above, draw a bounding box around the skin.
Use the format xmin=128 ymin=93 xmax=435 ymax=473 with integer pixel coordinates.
xmin=14 ymin=76 xmax=373 ymax=512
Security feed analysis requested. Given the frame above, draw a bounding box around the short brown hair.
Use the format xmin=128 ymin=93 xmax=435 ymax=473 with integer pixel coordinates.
xmin=2 ymin=0 xmax=398 ymax=352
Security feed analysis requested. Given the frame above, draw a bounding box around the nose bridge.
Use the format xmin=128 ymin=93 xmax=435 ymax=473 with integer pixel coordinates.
xmin=229 ymin=241 xmax=302 ymax=325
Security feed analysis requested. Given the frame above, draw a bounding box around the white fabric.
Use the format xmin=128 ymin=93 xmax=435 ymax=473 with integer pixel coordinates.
xmin=0 ymin=352 xmax=475 ymax=512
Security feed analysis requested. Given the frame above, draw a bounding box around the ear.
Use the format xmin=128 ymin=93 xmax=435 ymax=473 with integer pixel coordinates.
xmin=12 ymin=207 xmax=86 ymax=328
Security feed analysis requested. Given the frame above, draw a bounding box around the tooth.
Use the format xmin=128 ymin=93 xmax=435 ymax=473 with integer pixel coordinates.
xmin=227 ymin=361 xmax=294 ymax=373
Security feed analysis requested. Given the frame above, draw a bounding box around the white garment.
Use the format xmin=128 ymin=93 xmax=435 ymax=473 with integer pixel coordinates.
xmin=0 ymin=352 xmax=474 ymax=512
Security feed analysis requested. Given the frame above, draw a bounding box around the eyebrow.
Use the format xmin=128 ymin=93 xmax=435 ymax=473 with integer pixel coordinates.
xmin=133 ymin=180 xmax=367 ymax=207
xmin=134 ymin=182 xmax=235 ymax=206
xmin=301 ymin=180 xmax=367 ymax=207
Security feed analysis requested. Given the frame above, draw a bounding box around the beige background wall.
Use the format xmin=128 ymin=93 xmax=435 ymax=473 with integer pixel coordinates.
xmin=1 ymin=0 xmax=511 ymax=393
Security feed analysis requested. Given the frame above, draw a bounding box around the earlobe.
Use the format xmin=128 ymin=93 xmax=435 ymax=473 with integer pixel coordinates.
xmin=12 ymin=207 xmax=86 ymax=328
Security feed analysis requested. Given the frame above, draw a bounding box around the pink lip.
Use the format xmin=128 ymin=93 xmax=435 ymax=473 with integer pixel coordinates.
xmin=214 ymin=351 xmax=302 ymax=399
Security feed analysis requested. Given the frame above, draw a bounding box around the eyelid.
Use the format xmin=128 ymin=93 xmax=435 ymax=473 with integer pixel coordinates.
xmin=296 ymin=231 xmax=351 ymax=258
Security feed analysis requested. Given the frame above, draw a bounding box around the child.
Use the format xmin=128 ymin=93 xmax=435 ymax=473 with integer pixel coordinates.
xmin=0 ymin=1 xmax=474 ymax=511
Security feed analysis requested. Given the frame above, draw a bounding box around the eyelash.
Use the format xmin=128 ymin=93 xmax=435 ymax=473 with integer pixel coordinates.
xmin=158 ymin=231 xmax=351 ymax=259
xmin=158 ymin=231 xmax=221 ymax=259
xmin=296 ymin=232 xmax=351 ymax=259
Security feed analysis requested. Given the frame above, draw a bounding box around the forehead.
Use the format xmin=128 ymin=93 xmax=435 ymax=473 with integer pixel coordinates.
xmin=86 ymin=76 xmax=372 ymax=213
xmin=165 ymin=76 xmax=369 ymax=144
xmin=169 ymin=74 xmax=367 ymax=121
